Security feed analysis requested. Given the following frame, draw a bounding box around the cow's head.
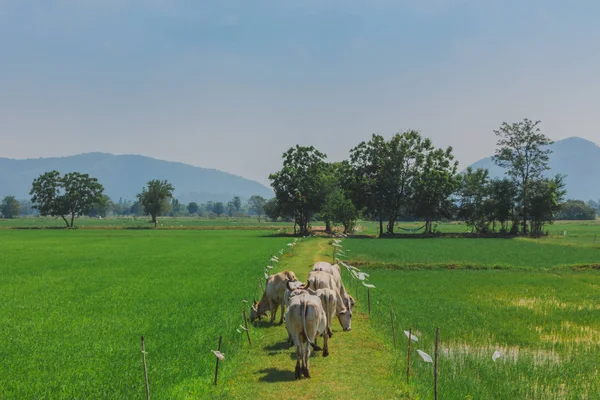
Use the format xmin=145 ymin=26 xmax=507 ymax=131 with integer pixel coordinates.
xmin=346 ymin=294 xmax=355 ymax=311
xmin=337 ymin=307 xmax=352 ymax=331
xmin=250 ymin=298 xmax=265 ymax=323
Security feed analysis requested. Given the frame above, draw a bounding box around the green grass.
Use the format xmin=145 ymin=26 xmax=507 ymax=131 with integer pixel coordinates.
xmin=343 ymin=237 xmax=600 ymax=269
xmin=351 ymin=269 xmax=600 ymax=399
xmin=0 ymin=229 xmax=293 ymax=399
xmin=3 ymin=222 xmax=600 ymax=399
xmin=340 ymin=233 xmax=600 ymax=399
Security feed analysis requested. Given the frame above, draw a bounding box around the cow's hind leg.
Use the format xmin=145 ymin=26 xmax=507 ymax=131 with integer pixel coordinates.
xmin=322 ymin=332 xmax=329 ymax=358
xmin=294 ymin=341 xmax=302 ymax=380
xmin=279 ymin=302 xmax=285 ymax=325
xmin=302 ymin=339 xmax=311 ymax=378
xmin=269 ymin=299 xmax=277 ymax=324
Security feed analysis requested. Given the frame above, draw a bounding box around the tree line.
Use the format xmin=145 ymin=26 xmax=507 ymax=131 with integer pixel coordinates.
xmin=0 ymin=118 xmax=597 ymax=229
xmin=267 ymin=118 xmax=591 ymax=236
xmin=0 ymin=173 xmax=269 ymax=227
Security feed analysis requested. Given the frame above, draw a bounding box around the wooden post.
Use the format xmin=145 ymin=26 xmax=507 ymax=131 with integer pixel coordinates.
xmin=434 ymin=327 xmax=439 ymax=400
xmin=242 ymin=309 xmax=252 ymax=346
xmin=214 ymin=335 xmax=222 ymax=385
xmin=390 ymin=304 xmax=396 ymax=349
xmin=141 ymin=336 xmax=150 ymax=400
xmin=367 ymin=287 xmax=371 ymax=315
xmin=406 ymin=328 xmax=412 ymax=384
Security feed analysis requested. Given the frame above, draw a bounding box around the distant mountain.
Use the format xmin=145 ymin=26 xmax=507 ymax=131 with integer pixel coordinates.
xmin=0 ymin=152 xmax=273 ymax=203
xmin=468 ymin=137 xmax=600 ymax=201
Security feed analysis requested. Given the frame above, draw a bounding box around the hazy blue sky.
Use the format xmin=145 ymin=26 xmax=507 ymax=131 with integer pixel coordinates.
xmin=1 ymin=1 xmax=599 ymax=186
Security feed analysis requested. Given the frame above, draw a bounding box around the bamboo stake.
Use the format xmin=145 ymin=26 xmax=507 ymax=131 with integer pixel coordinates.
xmin=434 ymin=327 xmax=440 ymax=400
xmin=242 ymin=309 xmax=252 ymax=346
xmin=141 ymin=336 xmax=150 ymax=400
xmin=367 ymin=287 xmax=371 ymax=314
xmin=214 ymin=336 xmax=222 ymax=385
xmin=406 ymin=328 xmax=412 ymax=384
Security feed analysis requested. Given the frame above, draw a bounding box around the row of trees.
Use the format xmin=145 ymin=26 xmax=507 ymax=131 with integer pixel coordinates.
xmin=268 ymin=119 xmax=570 ymax=236
xmin=21 ymin=173 xmax=268 ymax=227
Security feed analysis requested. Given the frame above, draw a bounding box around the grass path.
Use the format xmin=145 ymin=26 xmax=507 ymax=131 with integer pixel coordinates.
xmin=222 ymin=237 xmax=407 ymax=399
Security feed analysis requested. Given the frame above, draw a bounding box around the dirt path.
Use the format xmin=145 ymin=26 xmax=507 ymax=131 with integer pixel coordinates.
xmin=223 ymin=237 xmax=405 ymax=399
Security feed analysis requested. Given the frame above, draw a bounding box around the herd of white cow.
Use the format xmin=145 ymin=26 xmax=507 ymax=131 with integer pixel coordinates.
xmin=250 ymin=261 xmax=355 ymax=379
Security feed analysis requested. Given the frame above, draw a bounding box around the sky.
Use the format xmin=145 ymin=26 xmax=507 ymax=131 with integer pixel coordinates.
xmin=1 ymin=0 xmax=599 ymax=187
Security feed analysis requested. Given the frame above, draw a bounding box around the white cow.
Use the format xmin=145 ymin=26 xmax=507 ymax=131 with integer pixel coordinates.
xmin=312 ymin=262 xmax=355 ymax=311
xmin=305 ymin=270 xmax=353 ymax=331
xmin=285 ymin=293 xmax=328 ymax=379
xmin=251 ymin=271 xmax=297 ymax=324
xmin=306 ymin=287 xmax=347 ymax=356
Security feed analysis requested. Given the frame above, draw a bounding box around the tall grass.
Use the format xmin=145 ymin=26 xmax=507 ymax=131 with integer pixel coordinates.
xmin=341 ymin=239 xmax=600 ymax=399
xmin=0 ymin=230 xmax=290 ymax=399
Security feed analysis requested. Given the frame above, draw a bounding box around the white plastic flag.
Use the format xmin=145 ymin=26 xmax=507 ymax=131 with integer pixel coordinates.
xmin=492 ymin=350 xmax=504 ymax=362
xmin=417 ymin=350 xmax=432 ymax=363
xmin=212 ymin=350 xmax=225 ymax=361
xmin=404 ymin=331 xmax=419 ymax=342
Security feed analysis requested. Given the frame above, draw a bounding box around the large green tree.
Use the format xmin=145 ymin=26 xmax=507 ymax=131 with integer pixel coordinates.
xmin=213 ymin=202 xmax=224 ymax=216
xmin=528 ymin=175 xmax=566 ymax=235
xmin=492 ymin=119 xmax=553 ymax=234
xmin=269 ymin=145 xmax=328 ymax=235
xmin=136 ymin=179 xmax=174 ymax=226
xmin=412 ymin=146 xmax=460 ymax=234
xmin=1 ymin=196 xmax=20 ymax=219
xmin=321 ymin=188 xmax=358 ymax=234
xmin=457 ymin=167 xmax=492 ymax=233
xmin=349 ymin=131 xmax=435 ymax=236
xmin=247 ymin=195 xmax=266 ymax=221
xmin=30 ymin=171 xmax=104 ymax=227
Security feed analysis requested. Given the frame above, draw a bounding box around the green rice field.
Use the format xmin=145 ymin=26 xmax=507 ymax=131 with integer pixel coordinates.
xmin=1 ymin=219 xmax=599 ymax=399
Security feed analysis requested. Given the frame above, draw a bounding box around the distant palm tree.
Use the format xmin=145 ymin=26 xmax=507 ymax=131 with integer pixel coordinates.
xmin=137 ymin=179 xmax=175 ymax=227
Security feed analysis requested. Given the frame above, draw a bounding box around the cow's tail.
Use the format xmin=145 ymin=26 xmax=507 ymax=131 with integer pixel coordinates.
xmin=325 ymin=292 xmax=332 ymax=333
xmin=301 ymin=295 xmax=313 ymax=346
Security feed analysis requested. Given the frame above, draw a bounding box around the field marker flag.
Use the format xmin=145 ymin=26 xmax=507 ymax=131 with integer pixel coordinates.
xmin=266 ymin=265 xmax=274 ymax=269
xmin=417 ymin=350 xmax=432 ymax=363
xmin=363 ymin=282 xmax=375 ymax=289
xmin=492 ymin=350 xmax=504 ymax=362
xmin=264 ymin=272 xmax=269 ymax=279
xmin=212 ymin=350 xmax=225 ymax=361
xmin=270 ymin=257 xmax=279 ymax=263
xmin=404 ymin=331 xmax=419 ymax=342
xmin=239 ymin=325 xmax=248 ymax=332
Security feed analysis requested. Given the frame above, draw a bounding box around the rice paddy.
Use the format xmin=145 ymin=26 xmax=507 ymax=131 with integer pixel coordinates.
xmin=1 ymin=219 xmax=599 ymax=399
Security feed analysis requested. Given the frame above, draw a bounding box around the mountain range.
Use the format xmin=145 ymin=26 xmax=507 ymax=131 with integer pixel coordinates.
xmin=0 ymin=152 xmax=273 ymax=203
xmin=1 ymin=136 xmax=598 ymax=204
xmin=468 ymin=137 xmax=599 ymax=201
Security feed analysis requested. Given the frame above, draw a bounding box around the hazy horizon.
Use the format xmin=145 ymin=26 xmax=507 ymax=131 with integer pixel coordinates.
xmin=2 ymin=1 xmax=599 ymax=186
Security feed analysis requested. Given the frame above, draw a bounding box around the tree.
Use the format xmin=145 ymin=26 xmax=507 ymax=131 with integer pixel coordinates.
xmin=232 ymin=196 xmax=242 ymax=212
xmin=348 ymin=135 xmax=389 ymax=237
xmin=269 ymin=145 xmax=328 ymax=235
xmin=30 ymin=170 xmax=104 ymax=227
xmin=263 ymin=197 xmax=281 ymax=222
xmin=1 ymin=196 xmax=20 ymax=219
xmin=88 ymin=194 xmax=113 ymax=218
xmin=457 ymin=167 xmax=492 ymax=233
xmin=170 ymin=198 xmax=182 ymax=216
xmin=136 ymin=179 xmax=174 ymax=226
xmin=247 ymin=195 xmax=266 ymax=222
xmin=187 ymin=202 xmax=199 ymax=215
xmin=321 ymin=189 xmax=358 ymax=234
xmin=213 ymin=202 xmax=224 ymax=216
xmin=488 ymin=178 xmax=518 ymax=233
xmin=348 ymin=131 xmax=428 ymax=236
xmin=528 ymin=175 xmax=566 ymax=235
xmin=226 ymin=201 xmax=235 ymax=217
xmin=412 ymin=147 xmax=460 ymax=234
xmin=493 ymin=119 xmax=553 ymax=234
xmin=556 ymin=199 xmax=597 ymax=220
